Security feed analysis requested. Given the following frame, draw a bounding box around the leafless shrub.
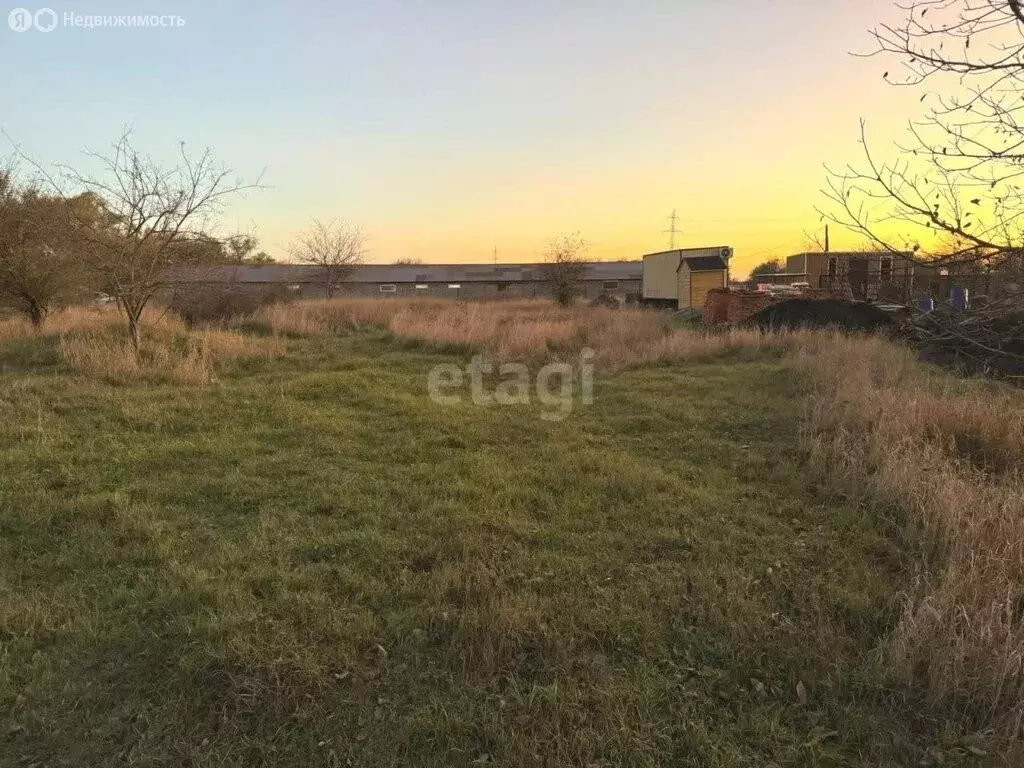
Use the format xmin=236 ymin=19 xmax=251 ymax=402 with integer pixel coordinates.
xmin=169 ymin=279 xmax=294 ymax=325
xmin=540 ymin=233 xmax=588 ymax=308
xmin=288 ymin=219 xmax=367 ymax=298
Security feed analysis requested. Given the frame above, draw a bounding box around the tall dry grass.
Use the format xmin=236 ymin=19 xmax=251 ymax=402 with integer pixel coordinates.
xmin=0 ymin=306 xmax=125 ymax=341
xmin=59 ymin=328 xmax=285 ymax=384
xmin=250 ymin=298 xmax=800 ymax=371
xmin=792 ymin=333 xmax=1024 ymax=737
xmin=0 ymin=305 xmax=285 ymax=383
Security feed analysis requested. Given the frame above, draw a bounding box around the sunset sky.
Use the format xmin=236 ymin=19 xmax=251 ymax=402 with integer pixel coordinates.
xmin=2 ymin=0 xmax=928 ymax=275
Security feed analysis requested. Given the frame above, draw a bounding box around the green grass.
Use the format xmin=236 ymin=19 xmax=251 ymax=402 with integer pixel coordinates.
xmin=0 ymin=328 xmax=967 ymax=766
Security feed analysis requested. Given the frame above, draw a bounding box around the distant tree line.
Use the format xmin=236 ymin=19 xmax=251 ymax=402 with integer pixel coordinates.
xmin=749 ymin=259 xmax=785 ymax=279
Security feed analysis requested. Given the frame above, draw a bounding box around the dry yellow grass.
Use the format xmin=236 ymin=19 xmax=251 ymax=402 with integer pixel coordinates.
xmin=59 ymin=328 xmax=286 ymax=384
xmin=58 ymin=333 xmax=207 ymax=384
xmin=0 ymin=306 xmax=126 ymax=340
xmin=0 ymin=305 xmax=285 ymax=384
xmin=791 ymin=333 xmax=1024 ymax=736
xmin=250 ymin=298 xmax=800 ymax=371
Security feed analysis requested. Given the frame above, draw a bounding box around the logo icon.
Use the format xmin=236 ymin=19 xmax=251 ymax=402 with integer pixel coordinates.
xmin=8 ymin=7 xmax=33 ymax=31
xmin=33 ymin=7 xmax=56 ymax=31
xmin=7 ymin=7 xmax=57 ymax=32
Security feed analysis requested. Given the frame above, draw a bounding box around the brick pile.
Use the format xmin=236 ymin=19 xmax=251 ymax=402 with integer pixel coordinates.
xmin=703 ymin=289 xmax=844 ymax=326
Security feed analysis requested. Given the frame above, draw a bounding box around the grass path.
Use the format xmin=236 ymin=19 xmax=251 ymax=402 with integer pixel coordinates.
xmin=1 ymin=331 xmax=929 ymax=766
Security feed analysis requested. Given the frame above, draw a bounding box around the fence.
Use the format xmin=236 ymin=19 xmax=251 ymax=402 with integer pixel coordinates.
xmin=818 ymin=270 xmax=1018 ymax=304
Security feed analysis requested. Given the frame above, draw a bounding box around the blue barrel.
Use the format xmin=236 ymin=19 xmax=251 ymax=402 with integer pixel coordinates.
xmin=919 ymin=297 xmax=935 ymax=313
xmin=951 ymin=288 xmax=970 ymax=310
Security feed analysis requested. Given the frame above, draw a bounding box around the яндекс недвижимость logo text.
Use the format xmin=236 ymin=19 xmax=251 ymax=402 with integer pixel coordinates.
xmin=8 ymin=8 xmax=185 ymax=32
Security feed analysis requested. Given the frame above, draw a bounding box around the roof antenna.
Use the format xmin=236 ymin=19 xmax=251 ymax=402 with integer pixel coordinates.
xmin=825 ymin=224 xmax=830 ymax=254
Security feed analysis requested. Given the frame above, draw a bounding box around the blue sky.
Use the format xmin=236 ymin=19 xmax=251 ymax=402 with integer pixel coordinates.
xmin=1 ymin=0 xmax=923 ymax=270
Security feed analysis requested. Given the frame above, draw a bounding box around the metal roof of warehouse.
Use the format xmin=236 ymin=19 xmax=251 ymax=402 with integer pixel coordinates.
xmin=170 ymin=261 xmax=643 ymax=284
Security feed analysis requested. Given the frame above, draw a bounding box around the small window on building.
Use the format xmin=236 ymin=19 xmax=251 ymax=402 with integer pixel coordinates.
xmin=448 ymin=284 xmax=461 ymax=290
xmin=496 ymin=282 xmax=509 ymax=292
xmin=287 ymin=284 xmax=301 ymax=292
xmin=415 ymin=284 xmax=428 ymax=290
xmin=602 ymin=281 xmax=619 ymax=291
xmin=379 ymin=284 xmax=397 ymax=293
xmin=880 ymin=256 xmax=893 ymax=282
xmin=827 ymin=256 xmax=838 ymax=276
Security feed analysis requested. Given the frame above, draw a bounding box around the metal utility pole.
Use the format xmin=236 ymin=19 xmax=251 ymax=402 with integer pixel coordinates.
xmin=663 ymin=209 xmax=682 ymax=250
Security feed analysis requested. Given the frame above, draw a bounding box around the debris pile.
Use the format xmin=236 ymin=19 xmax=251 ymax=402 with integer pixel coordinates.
xmin=901 ymin=301 xmax=1024 ymax=378
xmin=717 ymin=289 xmax=1024 ymax=381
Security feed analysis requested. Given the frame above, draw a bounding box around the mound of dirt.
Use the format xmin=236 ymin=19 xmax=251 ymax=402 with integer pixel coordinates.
xmin=745 ymin=299 xmax=897 ymax=332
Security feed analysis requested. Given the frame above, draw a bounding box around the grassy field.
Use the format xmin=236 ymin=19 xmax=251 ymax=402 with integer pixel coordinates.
xmin=0 ymin=304 xmax=1016 ymax=766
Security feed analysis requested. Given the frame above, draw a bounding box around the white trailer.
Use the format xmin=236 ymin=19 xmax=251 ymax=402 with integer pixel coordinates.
xmin=641 ymin=246 xmax=733 ymax=309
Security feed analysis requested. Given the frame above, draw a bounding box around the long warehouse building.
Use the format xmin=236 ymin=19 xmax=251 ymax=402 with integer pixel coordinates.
xmin=172 ymin=262 xmax=643 ymax=301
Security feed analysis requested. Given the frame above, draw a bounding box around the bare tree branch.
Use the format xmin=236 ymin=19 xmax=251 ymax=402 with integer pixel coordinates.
xmin=825 ymin=1 xmax=1024 ymax=270
xmin=3 ymin=129 xmax=263 ymax=349
xmin=72 ymin=134 xmax=261 ymax=350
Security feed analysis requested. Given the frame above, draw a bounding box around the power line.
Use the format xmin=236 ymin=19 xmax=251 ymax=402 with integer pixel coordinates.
xmin=663 ymin=209 xmax=682 ymax=250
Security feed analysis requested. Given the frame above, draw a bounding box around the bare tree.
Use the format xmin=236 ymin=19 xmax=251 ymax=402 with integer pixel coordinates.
xmin=540 ymin=233 xmax=588 ymax=307
xmin=288 ymin=219 xmax=367 ymax=298
xmin=825 ymin=1 xmax=1024 ymax=268
xmin=0 ymin=170 xmax=97 ymax=327
xmin=16 ymin=132 xmax=261 ymax=351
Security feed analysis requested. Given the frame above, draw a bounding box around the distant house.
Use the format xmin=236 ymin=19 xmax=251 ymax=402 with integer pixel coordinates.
xmin=789 ymin=251 xmax=915 ymax=298
xmin=168 ymin=262 xmax=643 ymax=302
xmin=754 ymin=251 xmax=916 ymax=300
